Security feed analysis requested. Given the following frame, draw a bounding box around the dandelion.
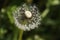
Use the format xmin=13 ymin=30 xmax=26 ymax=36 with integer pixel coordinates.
xmin=13 ymin=3 xmax=41 ymax=31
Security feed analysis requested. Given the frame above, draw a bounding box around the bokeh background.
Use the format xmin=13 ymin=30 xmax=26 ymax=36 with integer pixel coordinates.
xmin=0 ymin=0 xmax=60 ymax=40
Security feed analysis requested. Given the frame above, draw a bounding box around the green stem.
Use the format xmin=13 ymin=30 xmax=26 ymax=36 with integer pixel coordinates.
xmin=18 ymin=30 xmax=24 ymax=40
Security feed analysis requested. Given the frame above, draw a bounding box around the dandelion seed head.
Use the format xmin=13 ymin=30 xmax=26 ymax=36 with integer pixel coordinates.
xmin=13 ymin=3 xmax=41 ymax=31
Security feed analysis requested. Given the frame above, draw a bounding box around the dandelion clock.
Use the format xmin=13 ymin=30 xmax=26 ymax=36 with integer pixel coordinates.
xmin=12 ymin=3 xmax=41 ymax=31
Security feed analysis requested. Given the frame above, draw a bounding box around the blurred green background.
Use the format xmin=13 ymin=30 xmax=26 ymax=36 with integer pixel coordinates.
xmin=0 ymin=0 xmax=60 ymax=40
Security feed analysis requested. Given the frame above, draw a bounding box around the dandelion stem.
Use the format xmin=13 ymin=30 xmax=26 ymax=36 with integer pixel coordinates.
xmin=18 ymin=30 xmax=23 ymax=40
